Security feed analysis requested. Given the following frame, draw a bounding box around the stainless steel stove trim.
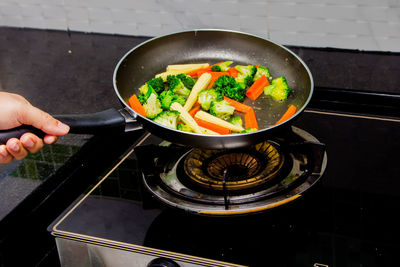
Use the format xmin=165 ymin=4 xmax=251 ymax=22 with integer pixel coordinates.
xmin=304 ymin=109 xmax=400 ymax=123
xmin=51 ymin=132 xmax=245 ymax=267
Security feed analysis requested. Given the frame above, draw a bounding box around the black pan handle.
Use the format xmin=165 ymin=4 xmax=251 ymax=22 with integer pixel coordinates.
xmin=0 ymin=108 xmax=129 ymax=145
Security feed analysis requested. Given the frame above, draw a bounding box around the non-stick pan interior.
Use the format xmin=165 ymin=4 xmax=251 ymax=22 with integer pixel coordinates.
xmin=115 ymin=30 xmax=312 ymax=131
xmin=112 ymin=30 xmax=313 ymax=149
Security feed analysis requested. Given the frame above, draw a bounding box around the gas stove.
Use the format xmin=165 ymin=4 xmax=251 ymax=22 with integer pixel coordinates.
xmin=49 ymin=107 xmax=400 ymax=267
xmin=139 ymin=126 xmax=326 ymax=216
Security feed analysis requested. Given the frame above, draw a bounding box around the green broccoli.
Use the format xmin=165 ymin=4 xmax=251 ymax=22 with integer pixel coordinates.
xmin=209 ymin=100 xmax=235 ymax=120
xmin=264 ymin=76 xmax=291 ymax=101
xmin=235 ymin=65 xmax=257 ymax=88
xmin=242 ymin=128 xmax=258 ymax=133
xmin=139 ymin=84 xmax=149 ymax=95
xmin=177 ymin=123 xmax=193 ymax=133
xmin=153 ymin=111 xmax=180 ymax=129
xmin=197 ymin=88 xmax=223 ymax=111
xmin=230 ymin=116 xmax=243 ymax=128
xmin=138 ymin=84 xmax=157 ymax=104
xmin=159 ymin=90 xmax=176 ymax=109
xmin=159 ymin=90 xmax=187 ymax=109
xmin=212 ymin=75 xmax=246 ymax=102
xmin=143 ymin=93 xmax=163 ymax=119
xmin=166 ymin=75 xmax=191 ymax=97
xmin=176 ymin=73 xmax=196 ymax=89
xmin=253 ymin=66 xmax=271 ymax=81
xmin=211 ymin=61 xmax=233 ymax=72
xmin=146 ymin=77 xmax=165 ymax=93
xmin=174 ymin=95 xmax=187 ymax=106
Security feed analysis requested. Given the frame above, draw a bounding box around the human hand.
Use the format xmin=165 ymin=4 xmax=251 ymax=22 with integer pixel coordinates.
xmin=0 ymin=92 xmax=70 ymax=164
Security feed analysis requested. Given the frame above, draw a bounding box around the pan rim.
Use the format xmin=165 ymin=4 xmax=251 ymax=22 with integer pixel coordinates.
xmin=112 ymin=29 xmax=314 ymax=137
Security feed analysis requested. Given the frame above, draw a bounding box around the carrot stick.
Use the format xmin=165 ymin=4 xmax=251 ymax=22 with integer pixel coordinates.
xmin=194 ymin=117 xmax=231 ymax=135
xmin=275 ymin=105 xmax=297 ymax=125
xmin=195 ymin=66 xmax=213 ymax=77
xmin=246 ymin=75 xmax=270 ymax=100
xmin=244 ymin=108 xmax=259 ymax=130
xmin=207 ymin=71 xmax=230 ymax=88
xmin=223 ymin=96 xmax=252 ymax=113
xmin=128 ymin=94 xmax=146 ymax=117
xmin=189 ymin=106 xmax=200 ymax=117
xmin=228 ymin=67 xmax=238 ymax=77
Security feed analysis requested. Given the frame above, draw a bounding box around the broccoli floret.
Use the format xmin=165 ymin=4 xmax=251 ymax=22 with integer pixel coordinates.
xmin=212 ymin=75 xmax=246 ymax=102
xmin=230 ymin=116 xmax=243 ymax=128
xmin=139 ymin=84 xmax=149 ymax=95
xmin=177 ymin=123 xmax=193 ymax=133
xmin=253 ymin=66 xmax=271 ymax=81
xmin=235 ymin=65 xmax=257 ymax=88
xmin=211 ymin=65 xmax=222 ymax=72
xmin=174 ymin=95 xmax=187 ymax=106
xmin=138 ymin=84 xmax=157 ymax=104
xmin=143 ymin=93 xmax=163 ymax=119
xmin=209 ymin=100 xmax=235 ymax=120
xmin=159 ymin=90 xmax=176 ymax=109
xmin=197 ymin=88 xmax=223 ymax=111
xmin=153 ymin=111 xmax=180 ymax=130
xmin=264 ymin=76 xmax=291 ymax=101
xmin=159 ymin=90 xmax=187 ymax=109
xmin=146 ymin=77 xmax=165 ymax=93
xmin=166 ymin=75 xmax=191 ymax=97
xmin=211 ymin=61 xmax=233 ymax=72
xmin=176 ymin=73 xmax=196 ymax=89
xmin=242 ymin=128 xmax=258 ymax=133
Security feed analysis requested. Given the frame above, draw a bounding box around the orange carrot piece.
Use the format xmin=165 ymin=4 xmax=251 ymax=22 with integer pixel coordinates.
xmin=244 ymin=108 xmax=259 ymax=130
xmin=207 ymin=71 xmax=230 ymax=88
xmin=194 ymin=117 xmax=231 ymax=135
xmin=128 ymin=94 xmax=146 ymax=117
xmin=228 ymin=67 xmax=238 ymax=77
xmin=186 ymin=66 xmax=211 ymax=77
xmin=189 ymin=106 xmax=201 ymax=117
xmin=246 ymin=75 xmax=270 ymax=100
xmin=223 ymin=96 xmax=252 ymax=113
xmin=196 ymin=66 xmax=213 ymax=77
xmin=275 ymin=105 xmax=297 ymax=125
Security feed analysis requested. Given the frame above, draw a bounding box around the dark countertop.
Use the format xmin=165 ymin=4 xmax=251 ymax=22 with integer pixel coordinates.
xmin=0 ymin=26 xmax=399 ymax=266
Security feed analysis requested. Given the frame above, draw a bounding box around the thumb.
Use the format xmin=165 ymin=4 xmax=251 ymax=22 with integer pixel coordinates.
xmin=19 ymin=105 xmax=70 ymax=136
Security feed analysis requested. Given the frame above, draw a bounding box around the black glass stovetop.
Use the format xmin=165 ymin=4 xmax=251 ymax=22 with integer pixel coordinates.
xmin=50 ymin=109 xmax=400 ymax=267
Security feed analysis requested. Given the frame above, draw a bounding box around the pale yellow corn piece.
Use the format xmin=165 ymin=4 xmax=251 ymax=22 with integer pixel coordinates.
xmin=195 ymin=111 xmax=245 ymax=132
xmin=183 ymin=72 xmax=212 ymax=111
xmin=155 ymin=70 xmax=184 ymax=82
xmin=166 ymin=63 xmax=209 ymax=73
xmin=170 ymin=102 xmax=203 ymax=134
xmin=199 ymin=126 xmax=220 ymax=135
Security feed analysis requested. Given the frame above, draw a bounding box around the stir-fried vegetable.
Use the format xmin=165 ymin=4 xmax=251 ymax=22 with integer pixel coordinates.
xmin=197 ymin=89 xmax=223 ymax=111
xmin=209 ymin=100 xmax=235 ymax=120
xmin=264 ymin=76 xmax=291 ymax=101
xmin=143 ymin=93 xmax=162 ymax=119
xmin=128 ymin=61 xmax=293 ymax=135
xmin=153 ymin=111 xmax=180 ymax=129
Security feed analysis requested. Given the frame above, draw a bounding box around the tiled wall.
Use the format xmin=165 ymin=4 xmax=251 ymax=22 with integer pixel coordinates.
xmin=0 ymin=0 xmax=399 ymax=52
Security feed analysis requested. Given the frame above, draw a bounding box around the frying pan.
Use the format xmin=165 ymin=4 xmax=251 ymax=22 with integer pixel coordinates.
xmin=0 ymin=29 xmax=313 ymax=149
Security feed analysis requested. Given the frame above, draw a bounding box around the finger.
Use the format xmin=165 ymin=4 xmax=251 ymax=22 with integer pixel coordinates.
xmin=18 ymin=105 xmax=70 ymax=136
xmin=6 ymin=138 xmax=28 ymax=160
xmin=20 ymin=133 xmax=44 ymax=154
xmin=43 ymin=135 xmax=58 ymax=145
xmin=0 ymin=145 xmax=13 ymax=164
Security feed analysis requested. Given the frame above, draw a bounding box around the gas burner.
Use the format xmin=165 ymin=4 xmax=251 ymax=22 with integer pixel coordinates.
xmin=184 ymin=142 xmax=284 ymax=191
xmin=142 ymin=127 xmax=327 ymax=216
